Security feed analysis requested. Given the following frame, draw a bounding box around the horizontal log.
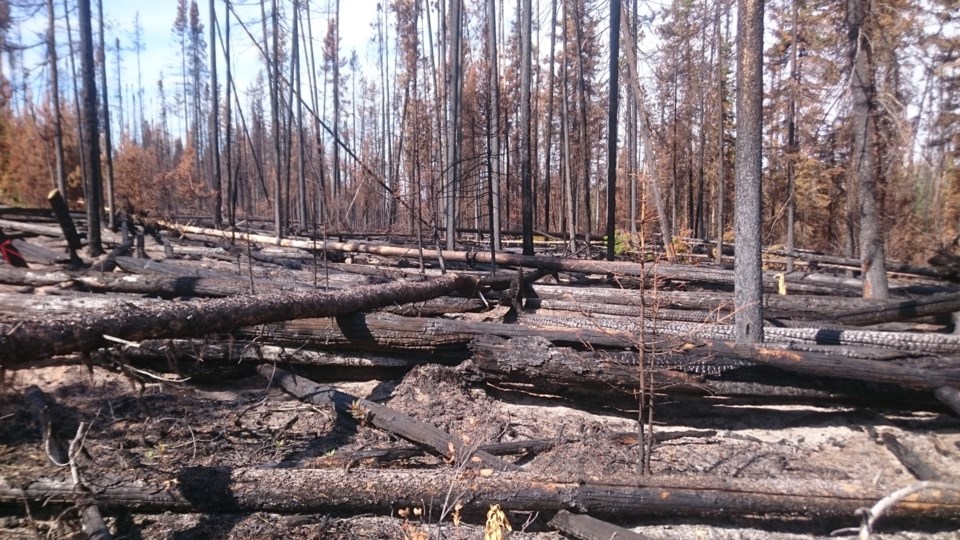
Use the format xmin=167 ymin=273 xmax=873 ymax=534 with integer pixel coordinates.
xmin=0 ymin=274 xmax=477 ymax=366
xmin=244 ymin=312 xmax=659 ymax=353
xmin=833 ymin=292 xmax=960 ymax=326
xmin=3 ymin=467 xmax=958 ymax=520
xmin=161 ymin=222 xmax=881 ymax=294
xmin=466 ymin=336 xmax=940 ymax=401
xmin=521 ymin=314 xmax=960 ymax=355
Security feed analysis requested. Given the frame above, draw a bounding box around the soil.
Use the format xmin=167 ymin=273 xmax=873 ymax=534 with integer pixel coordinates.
xmin=1 ymin=360 xmax=958 ymax=539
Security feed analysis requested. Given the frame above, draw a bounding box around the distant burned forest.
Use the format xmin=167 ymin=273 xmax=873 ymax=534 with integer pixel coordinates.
xmin=0 ymin=0 xmax=958 ymax=274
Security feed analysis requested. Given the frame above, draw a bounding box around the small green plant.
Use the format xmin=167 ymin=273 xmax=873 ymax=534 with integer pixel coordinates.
xmin=603 ymin=229 xmax=634 ymax=256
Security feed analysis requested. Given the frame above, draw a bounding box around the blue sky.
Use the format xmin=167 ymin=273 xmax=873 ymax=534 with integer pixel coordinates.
xmin=11 ymin=0 xmax=378 ymax=137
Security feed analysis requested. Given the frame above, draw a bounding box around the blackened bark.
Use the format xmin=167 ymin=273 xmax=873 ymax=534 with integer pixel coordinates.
xmin=519 ymin=0 xmax=534 ymax=255
xmin=733 ymin=0 xmax=764 ymax=343
xmin=605 ymin=0 xmax=621 ymax=261
xmin=78 ymin=0 xmax=103 ymax=256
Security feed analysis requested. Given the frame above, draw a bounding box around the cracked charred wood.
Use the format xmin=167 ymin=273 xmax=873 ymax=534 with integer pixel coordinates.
xmin=258 ymin=364 xmax=519 ymax=472
xmin=832 ymin=292 xmax=960 ymax=326
xmin=521 ymin=314 xmax=960 ymax=355
xmin=878 ymin=432 xmax=941 ymax=481
xmin=525 ymin=284 xmax=904 ymax=322
xmin=0 ymin=274 xmax=478 ymax=366
xmin=242 ymin=312 xmax=651 ymax=354
xmin=3 ymin=467 xmax=959 ymax=520
xmin=465 ymin=336 xmax=937 ymax=403
xmin=549 ymin=511 xmax=650 ymax=540
xmin=163 ymin=222 xmax=879 ymax=294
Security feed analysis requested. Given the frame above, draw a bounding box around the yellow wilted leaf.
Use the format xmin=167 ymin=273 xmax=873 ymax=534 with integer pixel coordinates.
xmin=484 ymin=504 xmax=512 ymax=540
xmin=480 ymin=468 xmax=494 ymax=477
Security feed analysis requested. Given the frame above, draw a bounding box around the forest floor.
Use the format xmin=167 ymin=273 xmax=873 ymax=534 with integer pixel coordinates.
xmin=0 ymin=213 xmax=959 ymax=539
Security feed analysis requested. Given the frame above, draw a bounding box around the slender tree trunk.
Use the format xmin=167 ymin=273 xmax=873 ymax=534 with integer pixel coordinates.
xmin=487 ymin=0 xmax=502 ymax=252
xmin=78 ymin=0 xmax=103 ymax=256
xmin=572 ymin=0 xmax=591 ymax=244
xmin=224 ymin=0 xmax=234 ymax=225
xmin=294 ymin=2 xmax=306 ymax=229
xmin=785 ymin=0 xmax=800 ymax=272
xmin=846 ymin=0 xmax=889 ymax=299
xmin=619 ymin=2 xmax=676 ymax=261
xmin=561 ymin=0 xmax=575 ymax=250
xmin=715 ymin=0 xmax=726 ymax=264
xmin=209 ymin=0 xmax=221 ymax=227
xmin=733 ymin=0 xmax=764 ymax=343
xmin=269 ymin=0 xmax=282 ymax=236
xmin=96 ymin=0 xmax=114 ymax=231
xmin=46 ymin=0 xmax=66 ymax=198
xmin=543 ymin=0 xmax=558 ymax=233
xmin=519 ymin=0 xmax=534 ymax=255
xmin=605 ymin=0 xmax=620 ymax=261
xmin=445 ymin=0 xmax=463 ymax=251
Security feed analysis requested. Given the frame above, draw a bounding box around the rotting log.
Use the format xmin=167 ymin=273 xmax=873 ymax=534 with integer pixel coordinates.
xmin=162 ymin=222 xmax=898 ymax=294
xmin=0 ymin=274 xmax=477 ymax=366
xmin=257 ymin=364 xmax=519 ymax=472
xmin=3 ymin=467 xmax=960 ymax=521
xmin=521 ymin=314 xmax=960 ymax=355
xmin=465 ymin=336 xmax=939 ymax=403
xmin=549 ymin=511 xmax=650 ymax=540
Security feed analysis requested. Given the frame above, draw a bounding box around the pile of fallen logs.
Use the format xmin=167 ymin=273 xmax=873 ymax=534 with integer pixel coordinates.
xmin=1 ymin=205 xmax=960 ymax=538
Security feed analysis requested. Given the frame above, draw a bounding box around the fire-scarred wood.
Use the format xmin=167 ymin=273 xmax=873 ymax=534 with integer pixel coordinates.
xmin=466 ymin=336 xmax=939 ymax=402
xmin=521 ymin=314 xmax=960 ymax=355
xmin=3 ymin=467 xmax=959 ymax=520
xmin=257 ymin=364 xmax=519 ymax=472
xmin=0 ymin=274 xmax=477 ymax=366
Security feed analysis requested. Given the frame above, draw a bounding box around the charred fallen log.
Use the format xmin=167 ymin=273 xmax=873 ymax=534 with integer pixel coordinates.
xmin=832 ymin=292 xmax=960 ymax=326
xmin=0 ymin=274 xmax=477 ymax=366
xmin=3 ymin=467 xmax=958 ymax=521
xmin=521 ymin=314 xmax=960 ymax=355
xmin=465 ymin=336 xmax=939 ymax=403
xmin=243 ymin=312 xmax=651 ymax=353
